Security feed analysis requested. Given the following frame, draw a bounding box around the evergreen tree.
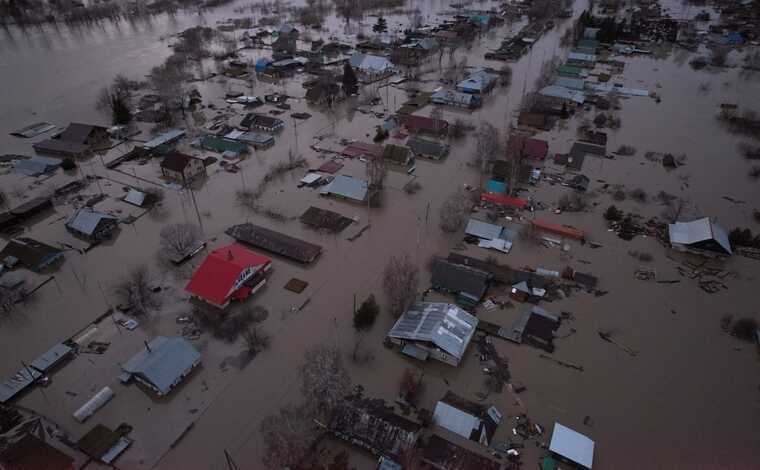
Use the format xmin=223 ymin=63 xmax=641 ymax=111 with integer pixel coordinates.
xmin=342 ymin=62 xmax=358 ymax=96
xmin=353 ymin=295 xmax=379 ymax=331
xmin=372 ymin=16 xmax=388 ymax=34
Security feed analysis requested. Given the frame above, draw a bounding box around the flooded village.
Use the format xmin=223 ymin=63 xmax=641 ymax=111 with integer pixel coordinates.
xmin=1 ymin=0 xmax=760 ymax=467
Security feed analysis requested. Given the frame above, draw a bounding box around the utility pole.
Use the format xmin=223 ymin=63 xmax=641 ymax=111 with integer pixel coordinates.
xmin=189 ymin=186 xmax=205 ymax=237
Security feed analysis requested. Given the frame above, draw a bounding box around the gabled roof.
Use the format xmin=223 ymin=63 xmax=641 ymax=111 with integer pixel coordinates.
xmin=456 ymin=68 xmax=498 ymax=92
xmin=382 ymin=144 xmax=411 ymax=165
xmin=407 ymin=137 xmax=449 ymax=158
xmin=422 ymin=435 xmax=502 ymax=470
xmin=160 ymin=151 xmax=195 ymax=172
xmin=0 ymin=433 xmax=74 ymax=470
xmin=66 ymin=208 xmax=117 ymax=236
xmin=121 ymin=336 xmax=201 ymax=395
xmin=0 ymin=238 xmax=62 ymax=272
xmin=431 ymin=258 xmax=491 ymax=301
xmin=186 ymin=243 xmax=271 ymax=305
xmin=349 ymin=53 xmax=393 ymax=72
xmin=226 ymin=224 xmax=322 ymax=264
xmin=14 ymin=156 xmax=61 ymax=176
xmin=433 ymin=392 xmax=498 ymax=444
xmin=668 ymin=217 xmax=731 ymax=255
xmin=539 ymin=85 xmax=586 ymax=104
xmin=508 ymin=135 xmax=549 ymax=160
xmin=320 ymin=175 xmax=369 ymax=202
xmin=549 ymin=422 xmax=595 ymax=469
xmin=402 ymin=114 xmax=449 ymax=133
xmin=240 ymin=113 xmax=284 ymax=129
xmin=387 ymin=302 xmax=478 ymax=360
xmin=465 ymin=219 xmax=504 ymax=241
xmin=59 ymin=122 xmax=106 ymax=143
xmin=431 ymin=89 xmax=480 ymax=106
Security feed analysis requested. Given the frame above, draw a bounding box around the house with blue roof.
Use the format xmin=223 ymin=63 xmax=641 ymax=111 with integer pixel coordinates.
xmin=456 ymin=68 xmax=498 ymax=94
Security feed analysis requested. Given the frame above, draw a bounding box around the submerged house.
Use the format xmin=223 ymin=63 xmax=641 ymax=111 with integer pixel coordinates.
xmin=382 ymin=144 xmax=413 ymax=168
xmin=430 ymin=258 xmax=492 ymax=305
xmin=407 ymin=137 xmax=449 ymax=161
xmin=401 ymin=115 xmax=449 ymax=136
xmin=433 ymin=392 xmax=501 ymax=446
xmin=506 ymin=305 xmax=560 ymax=352
xmin=120 ymin=336 xmax=201 ymax=396
xmin=0 ymin=434 xmax=74 ymax=470
xmin=349 ymin=53 xmax=395 ymax=81
xmin=226 ymin=223 xmax=322 ymax=264
xmin=160 ymin=151 xmax=207 ymax=184
xmin=0 ymin=238 xmax=64 ymax=272
xmin=65 ymin=208 xmax=118 ymax=241
xmin=320 ymin=175 xmax=369 ymax=203
xmin=240 ymin=113 xmax=285 ymax=133
xmin=185 ymin=243 xmax=272 ymax=310
xmin=456 ymin=68 xmax=498 ymax=94
xmin=507 ymin=135 xmax=549 ymax=160
xmin=668 ymin=217 xmax=732 ymax=257
xmin=387 ymin=302 xmax=478 ymax=367
xmin=328 ymin=395 xmax=421 ymax=463
xmin=421 ymin=435 xmax=502 ymax=470
xmin=33 ymin=123 xmax=109 ymax=158
xmin=548 ymin=422 xmax=595 ymax=469
xmin=431 ymin=90 xmax=482 ymax=109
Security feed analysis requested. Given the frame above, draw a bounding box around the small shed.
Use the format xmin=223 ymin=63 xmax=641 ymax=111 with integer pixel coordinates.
xmin=66 ymin=208 xmax=118 ymax=240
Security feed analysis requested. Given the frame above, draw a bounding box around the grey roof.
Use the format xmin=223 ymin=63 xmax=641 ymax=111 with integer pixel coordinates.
xmin=668 ymin=217 xmax=732 ymax=254
xmin=539 ymin=85 xmax=586 ymax=104
xmin=434 ymin=400 xmax=481 ymax=440
xmin=66 ymin=208 xmax=117 ymax=236
xmin=567 ymin=51 xmax=597 ymax=63
xmin=14 ymin=156 xmax=61 ymax=176
xmin=431 ymin=90 xmax=478 ymax=106
xmin=124 ymin=189 xmax=146 ymax=207
xmin=387 ymin=302 xmax=478 ymax=360
xmin=349 ymin=53 xmax=393 ymax=73
xmin=0 ymin=367 xmax=41 ymax=403
xmin=30 ymin=343 xmax=73 ymax=373
xmin=59 ymin=122 xmax=104 ymax=143
xmin=121 ymin=336 xmax=201 ymax=395
xmin=320 ymin=175 xmax=368 ymax=202
xmin=549 ymin=422 xmax=595 ymax=469
xmin=465 ymin=219 xmax=504 ymax=241
xmin=142 ymin=129 xmax=185 ymax=150
xmin=553 ymin=76 xmax=586 ymax=91
xmin=431 ymin=259 xmax=491 ymax=301
xmin=407 ymin=137 xmax=449 ymax=159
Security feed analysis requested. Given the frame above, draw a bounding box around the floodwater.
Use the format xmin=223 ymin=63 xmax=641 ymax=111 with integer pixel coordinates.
xmin=1 ymin=0 xmax=760 ymax=468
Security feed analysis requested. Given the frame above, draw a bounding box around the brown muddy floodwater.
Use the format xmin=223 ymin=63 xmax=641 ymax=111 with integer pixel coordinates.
xmin=1 ymin=0 xmax=760 ymax=469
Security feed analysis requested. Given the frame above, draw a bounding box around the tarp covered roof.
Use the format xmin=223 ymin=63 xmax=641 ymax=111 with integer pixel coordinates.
xmin=388 ymin=302 xmax=478 ymax=360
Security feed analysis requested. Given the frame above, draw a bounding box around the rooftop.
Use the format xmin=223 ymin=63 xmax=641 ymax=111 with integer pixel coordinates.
xmin=549 ymin=422 xmax=595 ymax=469
xmin=226 ymin=223 xmax=323 ymax=264
xmin=121 ymin=336 xmax=201 ymax=395
xmin=387 ymin=302 xmax=478 ymax=360
xmin=319 ymin=174 xmax=369 ymax=202
xmin=431 ymin=258 xmax=491 ymax=301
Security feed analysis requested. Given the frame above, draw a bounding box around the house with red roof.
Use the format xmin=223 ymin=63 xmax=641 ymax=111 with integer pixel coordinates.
xmin=507 ymin=135 xmax=549 ymax=160
xmin=185 ymin=244 xmax=272 ymax=310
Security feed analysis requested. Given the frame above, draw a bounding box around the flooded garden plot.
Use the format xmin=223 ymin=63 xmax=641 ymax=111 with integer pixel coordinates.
xmin=2 ymin=0 xmax=760 ymax=468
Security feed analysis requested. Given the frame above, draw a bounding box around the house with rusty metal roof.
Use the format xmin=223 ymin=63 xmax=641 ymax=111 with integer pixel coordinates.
xmin=387 ymin=302 xmax=478 ymax=367
xmin=328 ymin=395 xmax=421 ymax=463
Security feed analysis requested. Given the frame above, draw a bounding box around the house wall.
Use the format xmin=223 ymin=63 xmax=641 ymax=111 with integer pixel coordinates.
xmin=182 ymin=158 xmax=207 ymax=181
xmin=161 ymin=167 xmax=184 ymax=181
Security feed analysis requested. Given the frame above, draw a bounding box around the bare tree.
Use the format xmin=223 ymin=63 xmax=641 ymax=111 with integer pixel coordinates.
xmin=112 ymin=265 xmax=157 ymax=315
xmin=242 ymin=326 xmax=271 ymax=354
xmin=260 ymin=403 xmax=322 ymax=469
xmin=159 ymin=223 xmax=202 ymax=261
xmin=439 ymin=189 xmax=474 ymax=233
xmin=300 ymin=344 xmax=350 ymax=418
xmin=382 ymin=255 xmax=420 ymax=317
xmin=399 ymin=368 xmax=425 ymax=406
xmin=366 ymin=152 xmax=387 ymax=190
xmin=475 ymin=122 xmax=502 ymax=185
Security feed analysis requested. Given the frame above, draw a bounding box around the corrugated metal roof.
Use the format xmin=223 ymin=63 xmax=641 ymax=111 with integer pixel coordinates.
xmin=668 ymin=217 xmax=731 ymax=254
xmin=567 ymin=51 xmax=597 ymax=63
xmin=431 ymin=90 xmax=478 ymax=106
xmin=553 ymin=76 xmax=586 ymax=91
xmin=407 ymin=137 xmax=449 ymax=159
xmin=549 ymin=422 xmax=595 ymax=469
xmin=30 ymin=343 xmax=73 ymax=373
xmin=320 ymin=175 xmax=368 ymax=202
xmin=465 ymin=219 xmax=504 ymax=241
xmin=387 ymin=302 xmax=478 ymax=360
xmin=456 ymin=68 xmax=498 ymax=93
xmin=121 ymin=336 xmax=201 ymax=395
xmin=13 ymin=157 xmax=61 ymax=176
xmin=66 ymin=209 xmax=117 ymax=236
xmin=124 ymin=189 xmax=146 ymax=207
xmin=433 ymin=401 xmax=481 ymax=440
